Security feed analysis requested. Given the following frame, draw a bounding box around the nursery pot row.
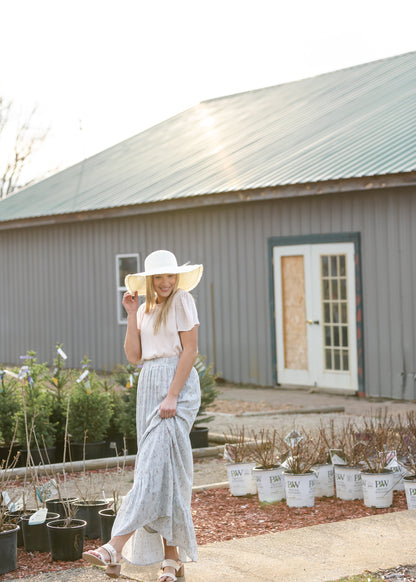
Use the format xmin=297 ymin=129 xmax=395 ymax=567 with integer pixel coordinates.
xmin=2 ymin=497 xmax=115 ymax=570
xmin=227 ymin=462 xmax=415 ymax=510
xmin=0 ymin=525 xmax=19 ymax=576
xmin=226 ymin=462 xmax=318 ymax=506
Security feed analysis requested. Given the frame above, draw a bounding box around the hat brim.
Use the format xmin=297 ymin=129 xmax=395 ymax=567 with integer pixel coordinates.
xmin=125 ymin=264 xmax=203 ymax=296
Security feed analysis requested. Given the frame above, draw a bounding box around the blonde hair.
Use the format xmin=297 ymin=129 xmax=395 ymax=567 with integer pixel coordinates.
xmin=145 ymin=275 xmax=179 ymax=333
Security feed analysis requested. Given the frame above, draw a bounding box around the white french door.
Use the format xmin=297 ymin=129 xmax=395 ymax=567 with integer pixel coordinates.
xmin=273 ymin=242 xmax=358 ymax=391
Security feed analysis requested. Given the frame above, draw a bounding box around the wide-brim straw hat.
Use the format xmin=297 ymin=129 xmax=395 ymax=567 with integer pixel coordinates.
xmin=125 ymin=250 xmax=203 ymax=296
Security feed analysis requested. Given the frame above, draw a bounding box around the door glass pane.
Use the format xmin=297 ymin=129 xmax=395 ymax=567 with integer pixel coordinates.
xmin=324 ymin=325 xmax=332 ymax=347
xmin=322 ymin=279 xmax=330 ymax=300
xmin=321 ymin=256 xmax=329 ymax=277
xmin=320 ymin=254 xmax=350 ymax=372
xmin=340 ymin=279 xmax=347 ymax=300
xmin=341 ymin=303 xmax=348 ymax=323
xmin=339 ymin=255 xmax=346 ymax=276
xmin=331 ymin=279 xmax=338 ymax=300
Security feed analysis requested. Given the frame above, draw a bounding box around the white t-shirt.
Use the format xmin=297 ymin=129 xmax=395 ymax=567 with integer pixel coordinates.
xmin=137 ymin=289 xmax=199 ymax=361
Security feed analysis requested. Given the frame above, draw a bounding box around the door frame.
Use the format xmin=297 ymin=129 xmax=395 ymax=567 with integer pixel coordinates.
xmin=267 ymin=233 xmax=364 ymax=395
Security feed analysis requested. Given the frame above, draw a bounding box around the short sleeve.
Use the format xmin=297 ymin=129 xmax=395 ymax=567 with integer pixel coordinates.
xmin=175 ymin=290 xmax=199 ymax=332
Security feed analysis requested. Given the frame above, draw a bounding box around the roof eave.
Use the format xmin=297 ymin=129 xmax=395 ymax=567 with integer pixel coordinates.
xmin=0 ymin=171 xmax=415 ymax=231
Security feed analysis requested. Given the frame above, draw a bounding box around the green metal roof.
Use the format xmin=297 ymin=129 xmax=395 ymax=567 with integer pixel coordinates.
xmin=1 ymin=51 xmax=415 ymax=224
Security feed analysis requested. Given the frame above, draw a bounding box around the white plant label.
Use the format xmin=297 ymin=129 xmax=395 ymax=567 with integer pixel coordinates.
xmin=77 ymin=369 xmax=89 ymax=383
xmin=329 ymin=449 xmax=347 ymax=465
xmin=14 ymin=496 xmax=24 ymax=511
xmin=57 ymin=347 xmax=68 ymax=360
xmin=284 ymin=430 xmax=303 ymax=447
xmin=29 ymin=507 xmax=47 ymax=525
xmin=2 ymin=491 xmax=14 ymax=510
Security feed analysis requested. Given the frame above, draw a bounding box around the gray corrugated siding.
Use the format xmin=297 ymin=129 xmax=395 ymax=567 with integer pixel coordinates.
xmin=1 ymin=186 xmax=416 ymax=399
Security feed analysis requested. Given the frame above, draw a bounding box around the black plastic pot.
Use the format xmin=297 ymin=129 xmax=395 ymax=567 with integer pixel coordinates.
xmin=5 ymin=509 xmax=35 ymax=547
xmin=125 ymin=436 xmax=138 ymax=455
xmin=46 ymin=497 xmax=77 ymax=518
xmin=21 ymin=511 xmax=60 ymax=552
xmin=0 ymin=524 xmax=19 ymax=575
xmin=0 ymin=444 xmax=21 ymax=465
xmin=19 ymin=446 xmax=56 ymax=466
xmin=105 ymin=432 xmax=125 ymax=457
xmin=72 ymin=499 xmax=108 ymax=539
xmin=69 ymin=440 xmax=107 ymax=461
xmin=47 ymin=518 xmax=87 ymax=561
xmin=190 ymin=426 xmax=209 ymax=449
xmin=99 ymin=508 xmax=116 ymax=543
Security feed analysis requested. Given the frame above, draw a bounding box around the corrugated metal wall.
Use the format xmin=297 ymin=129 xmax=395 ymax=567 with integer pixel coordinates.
xmin=1 ymin=185 xmax=415 ymax=399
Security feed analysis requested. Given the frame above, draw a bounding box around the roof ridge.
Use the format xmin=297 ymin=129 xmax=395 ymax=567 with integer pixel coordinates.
xmin=201 ymin=51 xmax=416 ymax=105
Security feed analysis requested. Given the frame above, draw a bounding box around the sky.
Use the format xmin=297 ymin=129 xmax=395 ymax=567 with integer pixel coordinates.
xmin=1 ymin=0 xmax=415 ymax=183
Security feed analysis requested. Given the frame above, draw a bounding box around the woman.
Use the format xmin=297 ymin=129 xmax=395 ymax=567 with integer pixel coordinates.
xmin=83 ymin=250 xmax=203 ymax=581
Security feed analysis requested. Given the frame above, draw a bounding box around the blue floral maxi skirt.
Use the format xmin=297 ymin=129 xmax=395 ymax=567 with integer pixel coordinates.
xmin=111 ymin=357 xmax=201 ymax=565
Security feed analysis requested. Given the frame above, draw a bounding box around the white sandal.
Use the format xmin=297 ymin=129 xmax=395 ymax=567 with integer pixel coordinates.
xmin=158 ymin=558 xmax=184 ymax=581
xmin=82 ymin=543 xmax=121 ymax=578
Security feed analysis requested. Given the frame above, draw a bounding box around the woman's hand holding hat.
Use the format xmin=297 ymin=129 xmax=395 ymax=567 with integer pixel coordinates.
xmin=122 ymin=291 xmax=139 ymax=314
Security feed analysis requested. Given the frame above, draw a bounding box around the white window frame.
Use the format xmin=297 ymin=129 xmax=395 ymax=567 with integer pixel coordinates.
xmin=116 ymin=253 xmax=140 ymax=324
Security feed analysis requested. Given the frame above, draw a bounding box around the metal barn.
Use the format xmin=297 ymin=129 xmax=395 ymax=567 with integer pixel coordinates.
xmin=0 ymin=52 xmax=415 ymax=400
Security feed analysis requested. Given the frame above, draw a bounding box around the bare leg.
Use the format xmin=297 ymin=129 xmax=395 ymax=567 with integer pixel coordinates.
xmin=160 ymin=538 xmax=184 ymax=581
xmin=84 ymin=531 xmax=133 ymax=562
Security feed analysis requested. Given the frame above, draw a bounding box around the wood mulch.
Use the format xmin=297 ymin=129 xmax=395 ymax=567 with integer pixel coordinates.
xmin=0 ymin=489 xmax=409 ymax=580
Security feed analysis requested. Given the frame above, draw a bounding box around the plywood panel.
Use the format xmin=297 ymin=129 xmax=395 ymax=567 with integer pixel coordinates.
xmin=281 ymin=256 xmax=308 ymax=370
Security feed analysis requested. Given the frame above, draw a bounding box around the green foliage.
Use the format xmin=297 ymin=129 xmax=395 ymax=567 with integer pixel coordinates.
xmin=113 ymin=363 xmax=141 ymax=439
xmin=48 ymin=344 xmax=72 ymax=443
xmin=67 ymin=356 xmax=113 ymax=443
xmin=15 ymin=352 xmax=56 ymax=448
xmin=0 ymin=370 xmax=21 ymax=445
xmin=101 ymin=369 xmax=124 ymax=437
xmin=193 ymin=354 xmax=220 ymax=426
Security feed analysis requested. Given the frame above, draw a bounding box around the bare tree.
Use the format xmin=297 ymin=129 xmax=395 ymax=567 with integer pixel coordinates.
xmin=0 ymin=96 xmax=50 ymax=199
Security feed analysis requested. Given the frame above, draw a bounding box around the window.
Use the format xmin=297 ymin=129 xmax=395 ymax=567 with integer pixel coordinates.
xmin=116 ymin=254 xmax=140 ymax=324
xmin=320 ymin=254 xmax=349 ymax=372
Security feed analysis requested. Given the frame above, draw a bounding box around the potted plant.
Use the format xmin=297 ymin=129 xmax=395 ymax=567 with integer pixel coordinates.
xmin=67 ymin=356 xmax=113 ymax=460
xmin=223 ymin=426 xmax=257 ymax=496
xmin=190 ymin=354 xmax=219 ymax=449
xmin=396 ymin=411 xmax=416 ymax=497
xmin=46 ymin=479 xmax=87 ymax=562
xmin=324 ymin=419 xmax=365 ymax=501
xmin=15 ymin=352 xmax=57 ymax=466
xmin=112 ymin=363 xmax=141 ymax=455
xmin=104 ymin=380 xmax=125 ymax=458
xmin=0 ymin=451 xmax=23 ymax=575
xmin=99 ymin=489 xmax=122 ymax=543
xmin=359 ymin=411 xmax=400 ymax=508
xmin=70 ymin=455 xmax=112 ymax=539
xmin=311 ymin=426 xmax=335 ymax=498
xmin=48 ymin=344 xmax=72 ymax=463
xmin=280 ymin=429 xmax=319 ymax=508
xmin=0 ymin=369 xmax=21 ymax=463
xmin=251 ymin=428 xmax=285 ymax=503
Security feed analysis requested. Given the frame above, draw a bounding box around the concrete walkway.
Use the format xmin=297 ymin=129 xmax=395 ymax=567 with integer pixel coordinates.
xmin=120 ymin=510 xmax=416 ymax=582
xmin=18 ymin=511 xmax=416 ymax=582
